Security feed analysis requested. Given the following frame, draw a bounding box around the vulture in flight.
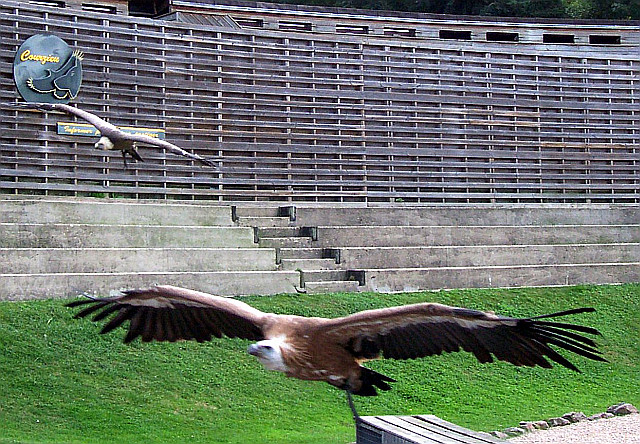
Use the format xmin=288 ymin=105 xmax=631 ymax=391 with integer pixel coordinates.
xmin=68 ymin=285 xmax=607 ymax=419
xmin=30 ymin=103 xmax=216 ymax=169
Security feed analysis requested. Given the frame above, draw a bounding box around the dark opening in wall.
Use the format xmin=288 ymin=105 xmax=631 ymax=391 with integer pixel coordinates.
xmin=233 ymin=17 xmax=264 ymax=28
xmin=486 ymin=31 xmax=519 ymax=42
xmin=543 ymin=34 xmax=575 ymax=43
xmin=336 ymin=24 xmax=369 ymax=34
xmin=128 ymin=0 xmax=169 ymax=17
xmin=589 ymin=35 xmax=621 ymax=44
xmin=439 ymin=30 xmax=472 ymax=40
xmin=28 ymin=0 xmax=65 ymax=7
xmin=279 ymin=21 xmax=312 ymax=31
xmin=384 ymin=27 xmax=417 ymax=38
xmin=82 ymin=3 xmax=117 ymax=13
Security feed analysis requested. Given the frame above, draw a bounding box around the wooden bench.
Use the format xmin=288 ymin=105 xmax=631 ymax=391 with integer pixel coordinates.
xmin=357 ymin=415 xmax=501 ymax=444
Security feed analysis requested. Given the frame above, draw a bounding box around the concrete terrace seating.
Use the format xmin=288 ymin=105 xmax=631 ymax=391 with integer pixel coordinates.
xmin=0 ymin=197 xmax=299 ymax=301
xmin=2 ymin=197 xmax=639 ymax=299
xmin=238 ymin=204 xmax=640 ymax=293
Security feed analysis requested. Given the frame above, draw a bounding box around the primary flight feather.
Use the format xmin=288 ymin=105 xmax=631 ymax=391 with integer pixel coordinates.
xmin=68 ymin=285 xmax=607 ymax=417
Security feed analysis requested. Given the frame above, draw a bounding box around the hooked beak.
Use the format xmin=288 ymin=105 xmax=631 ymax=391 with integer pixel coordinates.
xmin=247 ymin=344 xmax=260 ymax=356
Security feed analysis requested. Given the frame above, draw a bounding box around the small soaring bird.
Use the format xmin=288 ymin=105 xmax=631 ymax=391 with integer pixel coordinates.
xmin=67 ymin=285 xmax=607 ymax=420
xmin=32 ymin=103 xmax=215 ymax=169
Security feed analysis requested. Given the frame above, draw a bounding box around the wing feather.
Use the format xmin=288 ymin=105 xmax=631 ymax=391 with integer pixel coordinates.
xmin=531 ymin=324 xmax=599 ymax=347
xmin=124 ymin=308 xmax=146 ymax=343
xmin=101 ymin=306 xmax=135 ymax=334
xmin=176 ymin=307 xmax=199 ymax=341
xmin=73 ymin=300 xmax=111 ymax=319
xmin=530 ymin=326 xmax=603 ymax=356
xmin=126 ymin=133 xmax=215 ymax=167
xmin=67 ymin=285 xmax=270 ymax=343
xmin=149 ymin=308 xmax=165 ymax=341
xmin=141 ymin=309 xmax=158 ymax=342
xmin=188 ymin=308 xmax=213 ymax=342
xmin=196 ymin=309 xmax=223 ymax=338
xmin=91 ymin=303 xmax=120 ymax=322
xmin=162 ymin=311 xmax=177 ymax=342
xmin=37 ymin=103 xmax=120 ymax=136
xmin=321 ymin=302 xmax=606 ymax=371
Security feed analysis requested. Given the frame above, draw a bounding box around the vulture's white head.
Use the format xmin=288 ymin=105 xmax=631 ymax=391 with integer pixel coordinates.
xmin=247 ymin=339 xmax=289 ymax=373
xmin=95 ymin=136 xmax=114 ymax=151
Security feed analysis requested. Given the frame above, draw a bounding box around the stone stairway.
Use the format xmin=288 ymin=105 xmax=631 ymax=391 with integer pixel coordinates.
xmin=234 ymin=208 xmax=362 ymax=293
xmin=0 ymin=197 xmax=299 ymax=301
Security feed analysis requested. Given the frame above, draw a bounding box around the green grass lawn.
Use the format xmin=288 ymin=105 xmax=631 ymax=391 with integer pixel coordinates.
xmin=1 ymin=284 xmax=638 ymax=444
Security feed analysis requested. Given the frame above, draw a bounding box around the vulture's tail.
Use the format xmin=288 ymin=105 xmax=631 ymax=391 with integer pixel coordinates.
xmin=353 ymin=367 xmax=396 ymax=396
xmin=127 ymin=148 xmax=145 ymax=163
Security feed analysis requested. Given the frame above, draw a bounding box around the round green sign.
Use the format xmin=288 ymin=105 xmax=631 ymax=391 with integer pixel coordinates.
xmin=13 ymin=33 xmax=83 ymax=104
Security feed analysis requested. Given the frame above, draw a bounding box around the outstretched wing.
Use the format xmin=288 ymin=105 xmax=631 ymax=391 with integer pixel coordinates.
xmin=31 ymin=103 xmax=214 ymax=167
xmin=319 ymin=303 xmax=606 ymax=372
xmin=35 ymin=103 xmax=120 ymax=137
xmin=67 ymin=285 xmax=270 ymax=343
xmin=27 ymin=71 xmax=56 ymax=93
xmin=126 ymin=132 xmax=216 ymax=167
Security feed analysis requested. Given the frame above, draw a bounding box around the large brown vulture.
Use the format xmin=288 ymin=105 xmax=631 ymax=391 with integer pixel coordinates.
xmin=68 ymin=285 xmax=607 ymax=419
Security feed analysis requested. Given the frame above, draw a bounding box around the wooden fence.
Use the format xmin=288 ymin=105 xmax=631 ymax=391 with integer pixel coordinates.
xmin=1 ymin=0 xmax=638 ymax=203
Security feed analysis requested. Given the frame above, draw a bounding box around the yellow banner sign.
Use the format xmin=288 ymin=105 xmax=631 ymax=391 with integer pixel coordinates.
xmin=57 ymin=122 xmax=165 ymax=139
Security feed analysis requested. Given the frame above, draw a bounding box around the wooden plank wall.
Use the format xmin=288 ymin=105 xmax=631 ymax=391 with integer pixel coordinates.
xmin=1 ymin=0 xmax=638 ymax=203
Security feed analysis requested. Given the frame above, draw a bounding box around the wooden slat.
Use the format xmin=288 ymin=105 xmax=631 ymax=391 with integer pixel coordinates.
xmin=358 ymin=415 xmax=502 ymax=443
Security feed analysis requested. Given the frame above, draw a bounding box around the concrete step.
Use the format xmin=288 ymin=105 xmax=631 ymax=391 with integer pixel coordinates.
xmin=314 ymin=225 xmax=640 ymax=247
xmin=233 ymin=207 xmax=280 ymax=218
xmin=0 ymin=197 xmax=234 ymax=226
xmin=279 ymin=258 xmax=339 ymax=271
xmin=256 ymin=227 xmax=310 ymax=238
xmin=279 ymin=248 xmax=325 ymax=259
xmin=300 ymin=269 xmax=349 ymax=282
xmin=0 ymin=270 xmax=300 ymax=301
xmin=339 ymin=243 xmax=640 ymax=269
xmin=1 ymin=247 xmax=278 ymax=274
xmin=293 ymin=204 xmax=640 ymax=227
xmin=259 ymin=237 xmax=315 ymax=249
xmin=304 ymin=280 xmax=361 ymax=294
xmin=0 ymin=223 xmax=255 ymax=248
xmin=360 ymin=262 xmax=640 ymax=293
xmin=236 ymin=216 xmax=292 ymax=228
xmin=232 ymin=206 xmax=294 ymax=219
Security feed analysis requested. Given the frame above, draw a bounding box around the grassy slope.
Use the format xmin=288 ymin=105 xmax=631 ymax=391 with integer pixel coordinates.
xmin=0 ymin=284 xmax=638 ymax=444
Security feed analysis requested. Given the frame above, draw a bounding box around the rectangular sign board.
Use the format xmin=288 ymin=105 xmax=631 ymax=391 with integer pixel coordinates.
xmin=57 ymin=122 xmax=166 ymax=139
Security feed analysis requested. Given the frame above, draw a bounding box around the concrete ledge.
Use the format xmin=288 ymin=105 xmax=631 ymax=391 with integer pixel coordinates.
xmin=0 ymin=270 xmax=300 ymax=301
xmin=361 ymin=263 xmax=640 ymax=293
xmin=0 ymin=223 xmax=255 ymax=248
xmin=314 ymin=225 xmax=640 ymax=247
xmin=340 ymin=243 xmax=640 ymax=269
xmin=0 ymin=197 xmax=235 ymax=226
xmin=1 ymin=247 xmax=278 ymax=274
xmin=294 ymin=205 xmax=640 ymax=227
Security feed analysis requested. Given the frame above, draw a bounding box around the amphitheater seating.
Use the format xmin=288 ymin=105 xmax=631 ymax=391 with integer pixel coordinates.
xmin=2 ymin=197 xmax=639 ymax=300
